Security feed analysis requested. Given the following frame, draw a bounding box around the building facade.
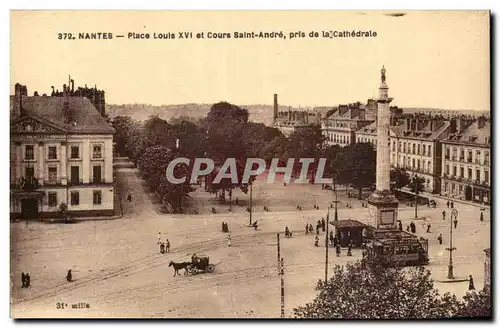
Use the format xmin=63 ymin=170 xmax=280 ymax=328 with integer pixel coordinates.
xmin=10 ymin=81 xmax=115 ymax=220
xmin=440 ymin=117 xmax=491 ymax=204
xmin=322 ymin=102 xmax=374 ymax=146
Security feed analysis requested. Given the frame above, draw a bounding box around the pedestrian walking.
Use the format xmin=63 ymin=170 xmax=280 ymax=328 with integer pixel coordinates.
xmin=227 ymin=234 xmax=232 ymax=247
xmin=426 ymin=224 xmax=431 ymax=233
xmin=21 ymin=272 xmax=25 ymax=288
xmin=442 ymin=210 xmax=446 ymax=220
xmin=165 ymin=239 xmax=170 ymax=252
xmin=447 ymin=201 xmax=450 ymax=208
xmin=305 ymin=224 xmax=309 ymax=235
xmin=314 ymin=235 xmax=319 ymax=247
xmin=336 ymin=245 xmax=341 ymax=257
xmin=309 ymin=224 xmax=314 ymax=234
xmin=410 ymin=221 xmax=416 ymax=234
xmin=160 ymin=242 xmax=165 ymax=254
xmin=66 ymin=269 xmax=72 ymax=282
xmin=468 ymin=275 xmax=475 ymax=291
xmin=480 ymin=211 xmax=484 ymax=222
xmin=321 ymin=218 xmax=326 ymax=232
xmin=347 ymin=241 xmax=352 ymax=256
xmin=451 ymin=201 xmax=454 ymax=209
xmin=453 ymin=217 xmax=458 ymax=229
xmin=329 ymin=231 xmax=334 ymax=245
xmin=221 ymin=221 xmax=225 ymax=232
xmin=438 ymin=233 xmax=443 ymax=245
xmin=157 ymin=232 xmax=162 ymax=245
xmin=25 ymin=274 xmax=30 ymax=287
xmin=406 ymin=225 xmax=410 ymax=232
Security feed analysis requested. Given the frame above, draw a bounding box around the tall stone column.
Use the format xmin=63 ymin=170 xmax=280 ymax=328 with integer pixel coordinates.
xmin=61 ymin=142 xmax=67 ymax=185
xmin=367 ymin=66 xmax=399 ymax=231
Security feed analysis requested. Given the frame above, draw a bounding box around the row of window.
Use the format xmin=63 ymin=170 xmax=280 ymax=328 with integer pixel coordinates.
xmin=23 ymin=144 xmax=103 ymax=161
xmin=47 ymin=190 xmax=102 ymax=207
xmin=325 ymin=133 xmax=351 ymax=144
xmin=444 ymin=147 xmax=489 ymax=165
xmin=444 ymin=165 xmax=490 ymax=183
xmin=395 ymin=141 xmax=432 ymax=157
xmin=23 ymin=165 xmax=104 ymax=184
xmin=394 ymin=155 xmax=432 ymax=173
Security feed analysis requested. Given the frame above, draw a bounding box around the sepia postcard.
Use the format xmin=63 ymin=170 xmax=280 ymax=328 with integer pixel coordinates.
xmin=10 ymin=10 xmax=491 ymax=319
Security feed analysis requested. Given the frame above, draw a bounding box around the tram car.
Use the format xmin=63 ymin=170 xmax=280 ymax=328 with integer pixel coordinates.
xmin=365 ymin=230 xmax=429 ymax=266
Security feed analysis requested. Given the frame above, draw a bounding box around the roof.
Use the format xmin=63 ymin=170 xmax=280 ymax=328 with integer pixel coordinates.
xmin=10 ymin=96 xmax=114 ymax=134
xmin=330 ymin=219 xmax=369 ymax=229
xmin=444 ymin=121 xmax=490 ymax=147
xmin=356 ymin=121 xmax=403 ymax=137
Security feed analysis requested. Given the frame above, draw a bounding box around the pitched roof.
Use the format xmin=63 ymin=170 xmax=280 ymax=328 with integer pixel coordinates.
xmin=10 ymin=96 xmax=114 ymax=134
xmin=330 ymin=219 xmax=369 ymax=229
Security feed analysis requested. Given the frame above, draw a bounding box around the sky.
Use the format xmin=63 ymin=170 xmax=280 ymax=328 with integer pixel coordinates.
xmin=10 ymin=10 xmax=490 ymax=111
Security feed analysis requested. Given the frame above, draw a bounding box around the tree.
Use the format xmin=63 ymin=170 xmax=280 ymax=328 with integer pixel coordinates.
xmin=293 ymin=257 xmax=461 ymax=319
xmin=454 ymin=287 xmax=491 ymax=318
xmin=390 ymin=167 xmax=411 ymax=191
xmin=339 ymin=143 xmax=376 ymax=199
xmin=287 ymin=124 xmax=326 ymax=178
xmin=111 ymin=116 xmax=135 ymax=156
xmin=323 ymin=144 xmax=343 ymax=182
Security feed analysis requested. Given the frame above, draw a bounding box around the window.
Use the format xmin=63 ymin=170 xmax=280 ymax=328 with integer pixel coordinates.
xmin=412 ymin=158 xmax=415 ymax=168
xmin=445 ymin=148 xmax=450 ymax=159
xmin=412 ymin=144 xmax=415 ymax=154
xmin=399 ymin=142 xmax=402 ymax=152
xmin=93 ymin=190 xmax=102 ymax=205
xmin=460 ymin=167 xmax=464 ymax=178
xmin=417 ymin=144 xmax=421 ymax=155
xmin=48 ymin=192 xmax=57 ymax=207
xmin=48 ymin=167 xmax=57 ymax=182
xmin=70 ymin=191 xmax=80 ymax=206
xmin=25 ymin=167 xmax=34 ymax=177
xmin=476 ymin=169 xmax=481 ymax=182
xmin=445 ymin=165 xmax=449 ymax=175
xmin=70 ymin=166 xmax=80 ymax=184
xmin=48 ymin=146 xmax=57 ymax=160
xmin=485 ymin=152 xmax=490 ymax=165
xmin=468 ymin=151 xmax=473 ymax=163
xmin=453 ymin=166 xmax=457 ymax=176
xmin=428 ymin=160 xmax=431 ymax=172
xmin=422 ymin=145 xmax=426 ymax=155
xmin=427 ymin=146 xmax=431 ymax=157
xmin=92 ymin=166 xmax=102 ymax=183
xmin=403 ymin=142 xmax=406 ymax=152
xmin=452 ymin=148 xmax=457 ymax=159
xmin=25 ymin=145 xmax=34 ymax=160
xmin=92 ymin=144 xmax=102 ymax=159
xmin=468 ymin=168 xmax=472 ymax=179
xmin=417 ymin=159 xmax=421 ymax=169
xmin=460 ymin=149 xmax=464 ymax=161
xmin=476 ymin=150 xmax=481 ymax=164
xmin=485 ymin=170 xmax=489 ymax=183
xmin=70 ymin=146 xmax=80 ymax=159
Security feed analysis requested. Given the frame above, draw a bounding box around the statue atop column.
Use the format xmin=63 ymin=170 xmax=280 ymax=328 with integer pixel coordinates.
xmin=381 ymin=65 xmax=386 ymax=83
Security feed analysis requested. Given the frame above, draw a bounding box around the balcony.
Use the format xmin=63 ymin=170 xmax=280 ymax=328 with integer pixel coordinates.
xmin=68 ymin=179 xmax=83 ymax=186
xmin=43 ymin=179 xmax=62 ymax=186
xmin=12 ymin=177 xmax=41 ymax=191
xmin=467 ymin=157 xmax=473 ymax=163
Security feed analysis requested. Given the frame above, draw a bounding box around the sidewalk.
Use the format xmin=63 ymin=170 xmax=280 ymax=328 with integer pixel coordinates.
xmin=401 ymin=188 xmax=489 ymax=210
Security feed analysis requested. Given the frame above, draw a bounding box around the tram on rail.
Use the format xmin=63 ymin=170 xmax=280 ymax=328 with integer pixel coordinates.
xmin=364 ymin=230 xmax=429 ymax=266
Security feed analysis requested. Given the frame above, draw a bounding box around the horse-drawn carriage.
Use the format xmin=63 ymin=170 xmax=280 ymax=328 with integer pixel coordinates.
xmin=187 ymin=256 xmax=215 ymax=275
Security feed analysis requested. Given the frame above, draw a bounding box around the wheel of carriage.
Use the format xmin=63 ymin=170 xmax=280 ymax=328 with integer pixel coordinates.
xmin=191 ymin=267 xmax=199 ymax=275
xmin=186 ymin=266 xmax=193 ymax=274
xmin=207 ymin=264 xmax=215 ymax=273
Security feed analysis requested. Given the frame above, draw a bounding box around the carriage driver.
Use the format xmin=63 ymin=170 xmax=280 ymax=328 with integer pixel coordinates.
xmin=191 ymin=253 xmax=199 ymax=266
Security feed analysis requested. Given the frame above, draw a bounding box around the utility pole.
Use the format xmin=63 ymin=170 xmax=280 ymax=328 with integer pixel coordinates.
xmin=334 ymin=181 xmax=339 ymax=221
xmin=414 ymin=176 xmax=418 ymax=219
xmin=325 ymin=208 xmax=329 ymax=283
xmin=249 ymin=182 xmax=253 ymax=226
xmin=447 ymin=209 xmax=458 ymax=279
xmin=280 ymin=257 xmax=285 ymax=318
xmin=277 ymin=232 xmax=280 ymax=274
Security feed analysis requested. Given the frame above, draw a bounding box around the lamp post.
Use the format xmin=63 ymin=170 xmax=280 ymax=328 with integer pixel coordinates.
xmin=412 ymin=175 xmax=419 ymax=219
xmin=249 ymin=181 xmax=253 ymax=226
xmin=446 ymin=208 xmax=458 ymax=279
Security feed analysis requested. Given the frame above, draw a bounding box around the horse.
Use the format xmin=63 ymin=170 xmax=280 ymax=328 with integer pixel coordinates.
xmin=169 ymin=261 xmax=191 ymax=277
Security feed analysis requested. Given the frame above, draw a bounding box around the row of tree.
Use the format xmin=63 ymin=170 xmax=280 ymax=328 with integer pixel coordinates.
xmin=112 ymin=101 xmax=427 ymax=210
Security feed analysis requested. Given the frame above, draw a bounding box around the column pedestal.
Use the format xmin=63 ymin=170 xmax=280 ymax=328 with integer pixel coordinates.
xmin=367 ymin=189 xmax=399 ymax=230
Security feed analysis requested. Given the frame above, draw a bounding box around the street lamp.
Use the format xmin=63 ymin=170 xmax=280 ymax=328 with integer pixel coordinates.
xmin=325 ymin=180 xmax=340 ymax=283
xmin=446 ymin=208 xmax=458 ymax=279
xmin=412 ymin=175 xmax=419 ymax=219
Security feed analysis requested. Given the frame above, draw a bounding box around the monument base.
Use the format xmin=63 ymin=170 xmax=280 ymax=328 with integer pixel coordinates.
xmin=366 ymin=189 xmax=399 ymax=231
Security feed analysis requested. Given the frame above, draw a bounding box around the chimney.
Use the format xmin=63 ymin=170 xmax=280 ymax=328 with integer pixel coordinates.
xmin=477 ymin=116 xmax=486 ymax=129
xmin=405 ymin=117 xmax=411 ymax=131
xmin=273 ymin=94 xmax=278 ymax=122
xmin=51 ymin=86 xmax=55 ymax=96
xmin=63 ymin=84 xmax=68 ymax=98
xmin=13 ymin=83 xmax=22 ymax=117
xmin=288 ymin=109 xmax=292 ymax=121
xmin=71 ymin=79 xmax=75 ymax=94
xmin=34 ymin=91 xmax=39 ymax=96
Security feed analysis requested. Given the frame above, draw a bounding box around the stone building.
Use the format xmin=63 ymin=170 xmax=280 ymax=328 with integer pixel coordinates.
xmin=273 ymin=94 xmax=319 ymax=137
xmin=440 ymin=116 xmax=491 ymax=204
xmin=10 ymin=80 xmax=115 ymax=220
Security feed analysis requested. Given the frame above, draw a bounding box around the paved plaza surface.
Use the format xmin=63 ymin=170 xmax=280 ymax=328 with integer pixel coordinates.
xmin=10 ymin=168 xmax=490 ymax=318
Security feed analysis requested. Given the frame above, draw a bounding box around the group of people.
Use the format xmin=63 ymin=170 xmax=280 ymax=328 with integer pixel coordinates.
xmin=20 ymin=272 xmax=31 ymax=288
xmin=157 ymin=232 xmax=171 ymax=254
xmin=305 ymin=218 xmax=327 ymax=236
